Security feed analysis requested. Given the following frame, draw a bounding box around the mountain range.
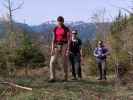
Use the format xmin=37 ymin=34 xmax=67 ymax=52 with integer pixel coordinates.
xmin=0 ymin=21 xmax=110 ymax=41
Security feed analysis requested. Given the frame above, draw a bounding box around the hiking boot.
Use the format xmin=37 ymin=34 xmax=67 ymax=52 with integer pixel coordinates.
xmin=64 ymin=76 xmax=68 ymax=82
xmin=78 ymin=77 xmax=82 ymax=81
xmin=72 ymin=77 xmax=77 ymax=80
xmin=48 ymin=79 xmax=56 ymax=83
xmin=62 ymin=78 xmax=68 ymax=82
xmin=103 ymin=77 xmax=107 ymax=80
xmin=97 ymin=77 xmax=102 ymax=80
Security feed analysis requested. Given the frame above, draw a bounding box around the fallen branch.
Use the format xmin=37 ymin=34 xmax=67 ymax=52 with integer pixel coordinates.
xmin=0 ymin=81 xmax=32 ymax=91
xmin=128 ymin=51 xmax=133 ymax=56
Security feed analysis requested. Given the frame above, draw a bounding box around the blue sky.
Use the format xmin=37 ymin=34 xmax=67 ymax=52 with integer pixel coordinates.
xmin=0 ymin=0 xmax=131 ymax=25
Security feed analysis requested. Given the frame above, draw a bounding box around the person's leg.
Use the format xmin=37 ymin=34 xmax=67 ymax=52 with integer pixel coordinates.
xmin=77 ymin=63 xmax=82 ymax=78
xmin=63 ymin=55 xmax=69 ymax=81
xmin=62 ymin=44 xmax=69 ymax=81
xmin=49 ymin=48 xmax=58 ymax=81
xmin=75 ymin=54 xmax=82 ymax=79
xmin=69 ymin=54 xmax=76 ymax=79
xmin=102 ymin=60 xmax=107 ymax=80
xmin=97 ymin=61 xmax=102 ymax=80
xmin=49 ymin=56 xmax=56 ymax=81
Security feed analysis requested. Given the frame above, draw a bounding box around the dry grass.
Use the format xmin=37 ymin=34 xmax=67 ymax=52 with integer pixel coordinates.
xmin=0 ymin=67 xmax=133 ymax=100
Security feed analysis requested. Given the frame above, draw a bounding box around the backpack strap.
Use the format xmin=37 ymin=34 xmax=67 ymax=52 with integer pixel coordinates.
xmin=78 ymin=38 xmax=82 ymax=45
xmin=62 ymin=25 xmax=69 ymax=40
xmin=53 ymin=26 xmax=58 ymax=43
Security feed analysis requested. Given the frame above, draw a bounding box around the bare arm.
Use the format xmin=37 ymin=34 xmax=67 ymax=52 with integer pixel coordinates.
xmin=51 ymin=33 xmax=55 ymax=55
xmin=103 ymin=48 xmax=110 ymax=56
xmin=94 ymin=48 xmax=99 ymax=57
xmin=67 ymin=30 xmax=71 ymax=51
xmin=80 ymin=48 xmax=83 ymax=57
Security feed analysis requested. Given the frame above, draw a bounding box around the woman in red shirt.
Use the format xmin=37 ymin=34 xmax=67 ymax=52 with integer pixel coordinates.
xmin=49 ymin=16 xmax=71 ymax=82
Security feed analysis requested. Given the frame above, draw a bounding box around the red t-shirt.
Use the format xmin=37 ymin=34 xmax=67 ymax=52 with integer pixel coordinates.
xmin=56 ymin=27 xmax=65 ymax=42
xmin=54 ymin=26 xmax=70 ymax=43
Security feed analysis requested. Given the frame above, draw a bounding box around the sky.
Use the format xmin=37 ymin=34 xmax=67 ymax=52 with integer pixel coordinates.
xmin=0 ymin=0 xmax=131 ymax=25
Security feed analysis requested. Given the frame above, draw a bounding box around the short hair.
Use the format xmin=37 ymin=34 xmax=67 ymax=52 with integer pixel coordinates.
xmin=57 ymin=16 xmax=64 ymax=22
xmin=72 ymin=30 xmax=78 ymax=34
xmin=98 ymin=40 xmax=103 ymax=44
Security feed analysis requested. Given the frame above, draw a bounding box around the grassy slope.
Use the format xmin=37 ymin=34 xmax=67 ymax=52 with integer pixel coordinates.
xmin=0 ymin=76 xmax=133 ymax=100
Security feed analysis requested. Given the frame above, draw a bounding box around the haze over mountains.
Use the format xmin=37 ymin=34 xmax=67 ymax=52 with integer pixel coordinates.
xmin=0 ymin=20 xmax=111 ymax=41
xmin=31 ymin=21 xmax=96 ymax=40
